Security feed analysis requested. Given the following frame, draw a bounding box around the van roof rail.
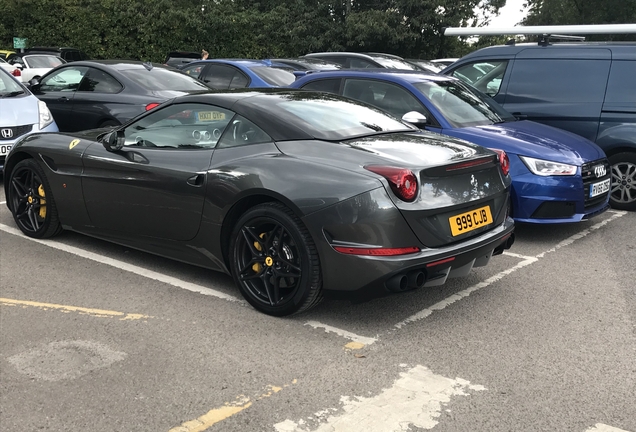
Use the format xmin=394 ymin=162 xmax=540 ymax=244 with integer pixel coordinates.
xmin=443 ymin=24 xmax=636 ymax=37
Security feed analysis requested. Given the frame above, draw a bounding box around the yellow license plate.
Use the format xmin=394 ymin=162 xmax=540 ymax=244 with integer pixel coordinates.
xmin=197 ymin=111 xmax=226 ymax=121
xmin=449 ymin=205 xmax=493 ymax=236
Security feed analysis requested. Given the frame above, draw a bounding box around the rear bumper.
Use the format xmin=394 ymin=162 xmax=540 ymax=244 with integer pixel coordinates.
xmin=302 ymin=188 xmax=515 ymax=294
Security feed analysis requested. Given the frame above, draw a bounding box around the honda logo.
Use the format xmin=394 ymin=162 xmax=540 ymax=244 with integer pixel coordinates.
xmin=594 ymin=165 xmax=606 ymax=178
xmin=1 ymin=128 xmax=13 ymax=139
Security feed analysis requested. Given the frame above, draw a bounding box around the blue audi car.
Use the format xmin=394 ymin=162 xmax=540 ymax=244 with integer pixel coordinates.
xmin=291 ymin=70 xmax=610 ymax=223
xmin=179 ymin=59 xmax=296 ymax=89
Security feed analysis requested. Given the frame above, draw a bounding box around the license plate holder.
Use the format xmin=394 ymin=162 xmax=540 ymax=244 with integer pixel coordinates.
xmin=449 ymin=205 xmax=493 ymax=236
xmin=589 ymin=179 xmax=610 ymax=198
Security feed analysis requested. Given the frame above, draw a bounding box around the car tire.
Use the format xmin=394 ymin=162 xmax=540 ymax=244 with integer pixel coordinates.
xmin=8 ymin=159 xmax=63 ymax=239
xmin=609 ymin=152 xmax=636 ymax=211
xmin=229 ymin=202 xmax=322 ymax=316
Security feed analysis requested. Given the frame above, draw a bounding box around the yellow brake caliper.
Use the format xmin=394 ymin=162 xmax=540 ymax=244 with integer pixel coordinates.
xmin=38 ymin=185 xmax=47 ymax=219
xmin=251 ymin=233 xmax=267 ymax=273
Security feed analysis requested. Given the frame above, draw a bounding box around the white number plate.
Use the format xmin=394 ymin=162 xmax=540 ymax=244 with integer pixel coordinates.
xmin=0 ymin=145 xmax=13 ymax=156
xmin=590 ymin=179 xmax=610 ymax=197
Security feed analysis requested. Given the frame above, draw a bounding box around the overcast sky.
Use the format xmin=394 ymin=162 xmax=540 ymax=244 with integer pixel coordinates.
xmin=487 ymin=0 xmax=530 ymax=27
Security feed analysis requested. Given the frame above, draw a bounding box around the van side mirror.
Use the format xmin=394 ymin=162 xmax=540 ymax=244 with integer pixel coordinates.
xmin=101 ymin=130 xmax=125 ymax=152
xmin=402 ymin=111 xmax=428 ymax=128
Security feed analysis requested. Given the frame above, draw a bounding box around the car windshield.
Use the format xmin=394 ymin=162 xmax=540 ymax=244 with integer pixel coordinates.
xmin=24 ymin=55 xmax=65 ymax=68
xmin=253 ymin=93 xmax=415 ymax=140
xmin=371 ymin=57 xmax=420 ymax=70
xmin=249 ymin=66 xmax=296 ymax=86
xmin=120 ymin=67 xmax=210 ymax=91
xmin=413 ymin=80 xmax=516 ymax=127
xmin=0 ymin=69 xmax=24 ymax=95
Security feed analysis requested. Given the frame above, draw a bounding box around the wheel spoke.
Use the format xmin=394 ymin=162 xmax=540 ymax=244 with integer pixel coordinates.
xmin=274 ymin=267 xmax=301 ymax=279
xmin=277 ymin=256 xmax=301 ymax=273
xmin=271 ymin=224 xmax=285 ymax=251
xmin=27 ymin=208 xmax=40 ymax=231
xmin=11 ymin=177 xmax=28 ymax=197
xmin=239 ymin=257 xmax=261 ymax=274
xmin=242 ymin=226 xmax=266 ymax=254
xmin=626 ymin=188 xmax=634 ymax=202
xmin=260 ymin=268 xmax=277 ymax=305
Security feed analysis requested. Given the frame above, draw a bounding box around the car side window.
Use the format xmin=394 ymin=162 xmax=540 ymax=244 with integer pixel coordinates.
xmin=182 ymin=64 xmax=205 ymax=79
xmin=229 ymin=71 xmax=249 ymax=89
xmin=451 ymin=61 xmax=508 ymax=96
xmin=78 ymin=68 xmax=123 ymax=93
xmin=300 ymin=78 xmax=341 ymax=94
xmin=343 ymin=79 xmax=429 ymax=120
xmin=39 ymin=66 xmax=89 ymax=92
xmin=200 ymin=65 xmax=237 ymax=89
xmin=217 ymin=115 xmax=272 ymax=149
xmin=123 ymin=103 xmax=234 ymax=149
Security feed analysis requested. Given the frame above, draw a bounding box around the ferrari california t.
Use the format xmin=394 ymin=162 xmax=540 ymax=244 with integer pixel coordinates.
xmin=4 ymin=90 xmax=514 ymax=316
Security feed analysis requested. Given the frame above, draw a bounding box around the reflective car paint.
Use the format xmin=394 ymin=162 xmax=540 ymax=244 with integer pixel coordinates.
xmin=0 ymin=68 xmax=58 ymax=171
xmin=4 ymin=90 xmax=514 ymax=299
xmin=291 ymin=70 xmax=610 ymax=223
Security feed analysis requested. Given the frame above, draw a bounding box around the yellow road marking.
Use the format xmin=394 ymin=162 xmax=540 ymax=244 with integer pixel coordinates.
xmin=169 ymin=381 xmax=297 ymax=432
xmin=0 ymin=298 xmax=152 ymax=321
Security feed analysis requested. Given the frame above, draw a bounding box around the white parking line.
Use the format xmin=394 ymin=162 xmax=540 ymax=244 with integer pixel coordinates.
xmin=535 ymin=211 xmax=626 ymax=258
xmin=274 ymin=365 xmax=485 ymax=432
xmin=503 ymin=251 xmax=536 ymax=260
xmin=0 ymin=201 xmax=6 ymax=205
xmin=0 ymin=223 xmax=243 ymax=303
xmin=585 ymin=424 xmax=632 ymax=432
xmin=305 ymin=321 xmax=378 ymax=346
xmin=395 ymin=211 xmax=627 ymax=330
xmin=395 ymin=257 xmax=537 ymax=329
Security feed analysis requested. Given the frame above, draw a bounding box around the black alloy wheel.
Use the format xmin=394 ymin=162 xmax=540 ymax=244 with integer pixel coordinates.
xmin=609 ymin=152 xmax=636 ymax=211
xmin=8 ymin=159 xmax=62 ymax=239
xmin=229 ymin=202 xmax=322 ymax=316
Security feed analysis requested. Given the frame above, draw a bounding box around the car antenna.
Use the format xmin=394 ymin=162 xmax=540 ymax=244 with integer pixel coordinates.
xmin=143 ymin=62 xmax=153 ymax=71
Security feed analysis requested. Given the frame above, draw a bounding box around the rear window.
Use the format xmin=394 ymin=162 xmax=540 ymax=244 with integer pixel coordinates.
xmin=249 ymin=66 xmax=296 ymax=86
xmin=119 ymin=68 xmax=210 ymax=91
xmin=371 ymin=57 xmax=419 ymax=70
xmin=24 ymin=55 xmax=65 ymax=68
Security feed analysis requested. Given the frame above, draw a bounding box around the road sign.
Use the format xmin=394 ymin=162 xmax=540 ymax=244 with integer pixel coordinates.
xmin=13 ymin=38 xmax=27 ymax=49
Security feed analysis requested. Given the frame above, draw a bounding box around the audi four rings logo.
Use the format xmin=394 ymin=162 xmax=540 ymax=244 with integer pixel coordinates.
xmin=594 ymin=165 xmax=607 ymax=178
xmin=1 ymin=128 xmax=13 ymax=139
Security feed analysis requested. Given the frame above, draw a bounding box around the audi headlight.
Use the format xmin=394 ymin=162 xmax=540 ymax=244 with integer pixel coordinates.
xmin=38 ymin=100 xmax=53 ymax=130
xmin=519 ymin=156 xmax=577 ymax=176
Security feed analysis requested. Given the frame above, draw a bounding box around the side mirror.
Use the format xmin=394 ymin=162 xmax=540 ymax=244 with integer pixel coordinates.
xmin=101 ymin=130 xmax=125 ymax=152
xmin=28 ymin=77 xmax=40 ymax=88
xmin=402 ymin=111 xmax=428 ymax=128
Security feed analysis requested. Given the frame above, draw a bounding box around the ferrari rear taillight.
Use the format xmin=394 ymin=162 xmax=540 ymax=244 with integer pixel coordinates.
xmin=145 ymin=102 xmax=161 ymax=111
xmin=365 ymin=165 xmax=418 ymax=202
xmin=490 ymin=149 xmax=510 ymax=176
xmin=11 ymin=68 xmax=21 ymax=77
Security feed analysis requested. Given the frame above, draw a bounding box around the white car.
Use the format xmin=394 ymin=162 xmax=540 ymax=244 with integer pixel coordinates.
xmin=9 ymin=54 xmax=66 ymax=83
xmin=0 ymin=57 xmax=20 ymax=77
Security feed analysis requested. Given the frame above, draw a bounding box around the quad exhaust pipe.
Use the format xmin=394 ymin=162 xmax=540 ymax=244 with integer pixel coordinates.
xmin=386 ymin=270 xmax=427 ymax=293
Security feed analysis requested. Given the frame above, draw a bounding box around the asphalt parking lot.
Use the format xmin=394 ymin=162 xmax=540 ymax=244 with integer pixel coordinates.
xmin=1 ymin=178 xmax=635 ymax=432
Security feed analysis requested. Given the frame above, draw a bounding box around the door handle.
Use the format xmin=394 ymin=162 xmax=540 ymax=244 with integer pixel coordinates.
xmin=186 ymin=173 xmax=205 ymax=187
xmin=512 ymin=112 xmax=528 ymax=120
xmin=57 ymin=96 xmax=70 ymax=102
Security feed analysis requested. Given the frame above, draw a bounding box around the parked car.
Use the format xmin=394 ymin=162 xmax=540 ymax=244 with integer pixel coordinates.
xmin=431 ymin=58 xmax=459 ymax=67
xmin=28 ymin=60 xmax=210 ymax=131
xmin=0 ymin=49 xmax=17 ymax=60
xmin=180 ymin=59 xmax=296 ymax=88
xmin=292 ymin=70 xmax=611 ymax=223
xmin=8 ymin=54 xmax=66 ymax=83
xmin=26 ymin=47 xmax=89 ymax=62
xmin=0 ymin=57 xmax=20 ymax=77
xmin=0 ymin=67 xmax=58 ymax=172
xmin=303 ymin=52 xmax=421 ymax=70
xmin=443 ymin=41 xmax=636 ymax=210
xmin=4 ymin=90 xmax=514 ymax=315
xmin=405 ymin=59 xmax=444 ymax=74
xmin=266 ymin=58 xmax=342 ymax=71
xmin=164 ymin=51 xmax=201 ymax=68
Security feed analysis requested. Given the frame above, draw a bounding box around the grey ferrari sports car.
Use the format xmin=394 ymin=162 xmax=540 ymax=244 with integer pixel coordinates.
xmin=4 ymin=90 xmax=515 ymax=316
